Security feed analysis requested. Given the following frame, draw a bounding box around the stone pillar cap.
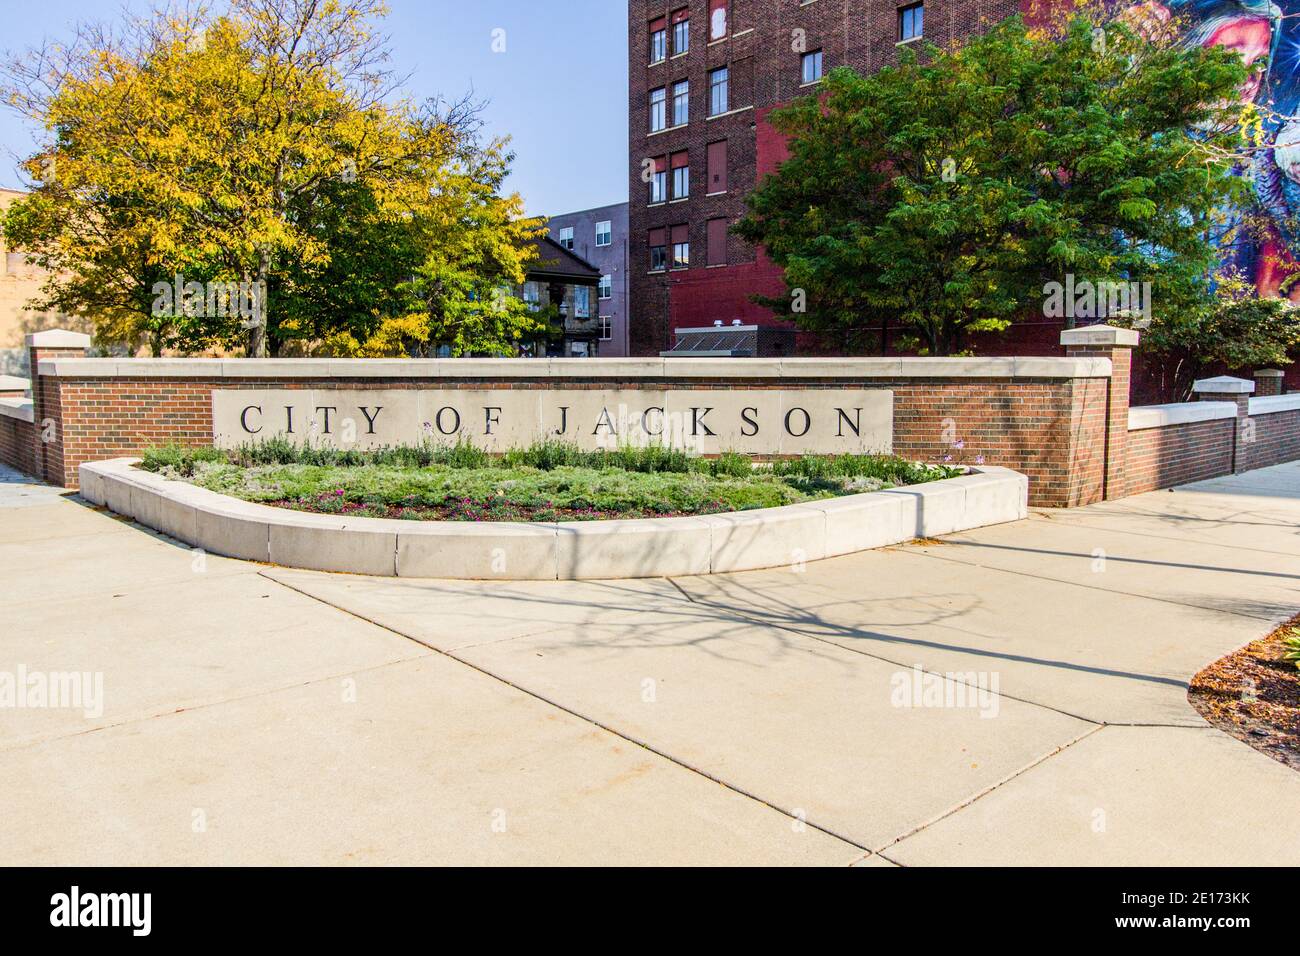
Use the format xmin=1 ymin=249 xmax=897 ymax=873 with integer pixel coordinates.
xmin=1192 ymin=375 xmax=1255 ymax=394
xmin=26 ymin=328 xmax=91 ymax=349
xmin=1059 ymin=325 xmax=1140 ymax=347
xmin=1254 ymin=368 xmax=1286 ymax=377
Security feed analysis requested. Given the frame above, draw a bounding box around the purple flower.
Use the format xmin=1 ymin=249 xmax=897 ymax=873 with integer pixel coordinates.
xmin=942 ymin=455 xmax=953 ymax=463
xmin=953 ymin=440 xmax=965 ymax=450
xmin=975 ymin=455 xmax=986 ymax=465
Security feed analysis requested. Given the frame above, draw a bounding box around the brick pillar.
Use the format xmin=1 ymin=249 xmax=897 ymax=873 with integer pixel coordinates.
xmin=26 ymin=329 xmax=91 ymax=486
xmin=1254 ymin=368 xmax=1285 ymax=397
xmin=1192 ymin=375 xmax=1254 ymax=474
xmin=1061 ymin=325 xmax=1139 ymax=501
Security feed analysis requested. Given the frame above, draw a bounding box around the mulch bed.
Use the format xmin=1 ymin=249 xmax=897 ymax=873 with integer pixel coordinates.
xmin=1189 ymin=615 xmax=1300 ymax=772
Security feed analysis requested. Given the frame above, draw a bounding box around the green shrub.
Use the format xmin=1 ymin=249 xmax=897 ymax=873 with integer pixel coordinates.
xmin=140 ymin=437 xmax=962 ymax=521
xmin=1283 ymin=629 xmax=1300 ymax=671
xmin=139 ymin=443 xmax=228 ymax=477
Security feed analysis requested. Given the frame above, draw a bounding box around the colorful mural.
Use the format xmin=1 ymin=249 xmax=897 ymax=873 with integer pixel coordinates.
xmin=1145 ymin=0 xmax=1300 ymax=296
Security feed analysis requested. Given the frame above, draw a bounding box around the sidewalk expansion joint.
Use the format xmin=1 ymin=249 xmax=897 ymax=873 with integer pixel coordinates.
xmin=268 ymin=570 xmax=872 ymax=855
xmin=872 ymin=723 xmax=1105 ymax=855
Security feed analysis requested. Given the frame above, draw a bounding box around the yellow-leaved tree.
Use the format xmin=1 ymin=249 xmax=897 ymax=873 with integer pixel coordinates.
xmin=1 ymin=0 xmax=544 ymax=357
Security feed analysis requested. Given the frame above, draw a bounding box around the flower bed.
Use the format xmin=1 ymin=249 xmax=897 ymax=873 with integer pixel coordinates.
xmin=139 ymin=440 xmax=963 ymax=522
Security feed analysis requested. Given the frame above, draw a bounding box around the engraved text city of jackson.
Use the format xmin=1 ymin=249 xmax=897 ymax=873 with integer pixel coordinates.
xmin=212 ymin=388 xmax=893 ymax=455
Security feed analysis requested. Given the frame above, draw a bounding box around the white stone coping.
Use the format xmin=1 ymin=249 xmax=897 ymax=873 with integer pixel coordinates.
xmin=1127 ymin=401 xmax=1237 ymax=431
xmin=79 ymin=458 xmax=1029 ymax=581
xmin=26 ymin=328 xmax=91 ymax=349
xmin=1249 ymin=394 xmax=1300 ymax=415
xmin=0 ymin=374 xmax=30 ymax=393
xmin=1059 ymin=324 xmax=1140 ymax=347
xmin=1192 ymin=375 xmax=1255 ymax=395
xmin=40 ymin=355 xmax=1113 ymax=380
xmin=0 ymin=398 xmax=34 ymax=423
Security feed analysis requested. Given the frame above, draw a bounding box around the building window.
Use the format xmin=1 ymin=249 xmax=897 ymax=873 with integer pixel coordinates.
xmin=649 ymin=87 xmax=667 ymax=132
xmin=522 ymin=281 xmax=540 ymax=311
xmin=672 ymin=80 xmax=689 ymax=126
xmin=599 ymin=316 xmax=612 ymax=341
xmin=650 ymin=18 xmax=666 ymax=63
xmin=671 ymin=225 xmax=690 ymax=269
xmin=709 ymin=67 xmax=729 ymax=116
xmin=649 ymin=229 xmax=667 ymax=271
xmin=650 ymin=156 xmax=667 ymax=203
xmin=596 ymin=220 xmax=612 ymax=246
xmin=574 ymin=286 xmax=591 ymax=319
xmin=599 ymin=274 xmax=612 ymax=299
xmin=707 ymin=140 xmax=728 ymax=193
xmin=671 ymin=9 xmax=689 ymax=54
xmin=707 ymin=218 xmax=728 ymax=267
xmin=802 ymin=50 xmax=823 ymax=84
xmin=899 ymin=2 xmax=923 ymax=41
xmin=671 ymin=151 xmax=689 ymax=199
xmin=558 ymin=226 xmax=574 ymax=250
xmin=709 ymin=0 xmax=728 ymax=41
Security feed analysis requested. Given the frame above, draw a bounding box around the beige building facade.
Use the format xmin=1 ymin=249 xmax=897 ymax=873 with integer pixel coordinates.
xmin=0 ymin=187 xmax=84 ymax=374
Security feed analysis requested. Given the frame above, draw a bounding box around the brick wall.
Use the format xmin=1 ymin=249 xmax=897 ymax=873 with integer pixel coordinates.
xmin=0 ymin=413 xmax=33 ymax=474
xmin=40 ymin=371 xmax=1105 ymax=507
xmin=24 ymin=332 xmax=1294 ymax=508
xmin=1124 ymin=419 xmax=1236 ymax=497
xmin=1243 ymin=407 xmax=1300 ymax=472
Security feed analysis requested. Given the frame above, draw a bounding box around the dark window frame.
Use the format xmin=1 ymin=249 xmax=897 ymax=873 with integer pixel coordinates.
xmin=899 ymin=2 xmax=923 ymax=42
xmin=801 ymin=49 xmax=823 ymax=84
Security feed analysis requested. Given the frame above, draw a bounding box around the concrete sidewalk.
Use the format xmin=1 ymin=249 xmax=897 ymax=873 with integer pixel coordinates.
xmin=1 ymin=460 xmax=1297 ymax=865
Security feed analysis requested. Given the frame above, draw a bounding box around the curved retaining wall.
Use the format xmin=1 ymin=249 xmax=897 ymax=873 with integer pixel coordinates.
xmin=79 ymin=458 xmax=1028 ymax=580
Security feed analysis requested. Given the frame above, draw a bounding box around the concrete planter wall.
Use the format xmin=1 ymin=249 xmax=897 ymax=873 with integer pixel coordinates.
xmin=79 ymin=458 xmax=1028 ymax=580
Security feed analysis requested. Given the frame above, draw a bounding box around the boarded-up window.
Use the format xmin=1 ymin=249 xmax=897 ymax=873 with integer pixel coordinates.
xmin=709 ymin=0 xmax=728 ymax=40
xmin=707 ymin=219 xmax=728 ymax=266
xmin=707 ymin=141 xmax=727 ymax=193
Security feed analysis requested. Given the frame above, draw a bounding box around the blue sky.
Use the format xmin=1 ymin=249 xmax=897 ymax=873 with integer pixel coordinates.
xmin=0 ymin=0 xmax=629 ymax=215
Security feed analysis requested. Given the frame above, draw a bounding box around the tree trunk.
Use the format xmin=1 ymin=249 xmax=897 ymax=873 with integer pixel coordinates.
xmin=246 ymin=256 xmax=271 ymax=358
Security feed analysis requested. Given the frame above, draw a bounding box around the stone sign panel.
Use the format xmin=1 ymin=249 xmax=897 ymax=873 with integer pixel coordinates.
xmin=212 ymin=388 xmax=894 ymax=455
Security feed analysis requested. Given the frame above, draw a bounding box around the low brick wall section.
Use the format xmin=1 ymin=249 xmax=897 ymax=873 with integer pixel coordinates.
xmin=1125 ymin=416 xmax=1236 ymax=496
xmin=33 ymin=363 xmax=1112 ymax=508
xmin=0 ymin=403 xmax=35 ymax=475
xmin=1243 ymin=397 xmax=1300 ymax=472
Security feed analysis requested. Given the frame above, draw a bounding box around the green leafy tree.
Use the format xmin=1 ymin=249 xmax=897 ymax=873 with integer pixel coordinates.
xmin=735 ymin=13 xmax=1252 ymax=355
xmin=1114 ymin=269 xmax=1300 ymax=401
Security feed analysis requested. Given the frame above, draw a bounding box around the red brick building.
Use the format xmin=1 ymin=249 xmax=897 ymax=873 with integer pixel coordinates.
xmin=628 ymin=0 xmax=1024 ymax=357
